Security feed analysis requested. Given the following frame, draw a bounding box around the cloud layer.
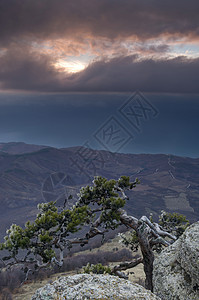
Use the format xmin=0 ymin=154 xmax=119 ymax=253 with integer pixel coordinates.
xmin=1 ymin=0 xmax=199 ymax=43
xmin=1 ymin=49 xmax=199 ymax=93
xmin=0 ymin=0 xmax=199 ymax=93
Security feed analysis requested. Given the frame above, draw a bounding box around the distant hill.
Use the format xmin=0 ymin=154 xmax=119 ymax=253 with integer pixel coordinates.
xmin=0 ymin=142 xmax=47 ymax=154
xmin=0 ymin=142 xmax=199 ymax=241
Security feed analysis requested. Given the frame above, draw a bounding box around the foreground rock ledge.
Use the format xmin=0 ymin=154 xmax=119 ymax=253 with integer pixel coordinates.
xmin=153 ymin=221 xmax=199 ymax=300
xmin=31 ymin=273 xmax=160 ymax=300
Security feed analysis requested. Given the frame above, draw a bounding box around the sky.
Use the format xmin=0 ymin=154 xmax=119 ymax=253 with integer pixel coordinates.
xmin=0 ymin=0 xmax=199 ymax=157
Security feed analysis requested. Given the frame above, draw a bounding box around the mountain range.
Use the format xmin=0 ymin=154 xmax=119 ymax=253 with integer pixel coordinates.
xmin=0 ymin=142 xmax=198 ymax=242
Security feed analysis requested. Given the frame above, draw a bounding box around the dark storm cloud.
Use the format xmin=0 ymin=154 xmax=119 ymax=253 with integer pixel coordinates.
xmin=73 ymin=55 xmax=199 ymax=93
xmin=0 ymin=46 xmax=64 ymax=91
xmin=0 ymin=0 xmax=199 ymax=93
xmin=1 ymin=49 xmax=199 ymax=93
xmin=0 ymin=0 xmax=199 ymax=45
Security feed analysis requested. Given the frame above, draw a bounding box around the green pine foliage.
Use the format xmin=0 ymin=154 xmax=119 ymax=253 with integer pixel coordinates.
xmin=82 ymin=262 xmax=112 ymax=275
xmin=159 ymin=211 xmax=190 ymax=238
xmin=0 ymin=201 xmax=89 ymax=263
xmin=0 ymin=176 xmax=136 ymax=268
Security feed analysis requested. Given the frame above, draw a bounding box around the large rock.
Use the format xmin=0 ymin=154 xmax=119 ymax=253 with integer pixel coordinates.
xmin=32 ymin=273 xmax=160 ymax=299
xmin=153 ymin=221 xmax=199 ymax=300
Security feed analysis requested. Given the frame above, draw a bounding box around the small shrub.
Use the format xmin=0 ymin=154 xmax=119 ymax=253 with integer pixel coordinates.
xmin=82 ymin=263 xmax=111 ymax=275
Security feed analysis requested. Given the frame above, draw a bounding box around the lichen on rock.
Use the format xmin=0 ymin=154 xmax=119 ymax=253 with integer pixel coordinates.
xmin=32 ymin=273 xmax=160 ymax=299
xmin=153 ymin=221 xmax=199 ymax=300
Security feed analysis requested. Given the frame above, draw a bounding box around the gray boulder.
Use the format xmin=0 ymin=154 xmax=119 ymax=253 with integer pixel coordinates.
xmin=32 ymin=273 xmax=160 ymax=299
xmin=153 ymin=221 xmax=199 ymax=300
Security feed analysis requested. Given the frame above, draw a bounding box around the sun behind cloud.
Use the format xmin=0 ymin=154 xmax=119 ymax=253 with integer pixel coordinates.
xmin=55 ymin=59 xmax=86 ymax=73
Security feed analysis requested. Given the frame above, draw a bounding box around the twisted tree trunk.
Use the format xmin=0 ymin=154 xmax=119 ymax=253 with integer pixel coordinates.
xmin=138 ymin=235 xmax=154 ymax=291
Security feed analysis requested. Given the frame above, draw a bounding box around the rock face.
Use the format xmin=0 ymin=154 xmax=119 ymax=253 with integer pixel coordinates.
xmin=32 ymin=273 xmax=160 ymax=300
xmin=153 ymin=221 xmax=199 ymax=300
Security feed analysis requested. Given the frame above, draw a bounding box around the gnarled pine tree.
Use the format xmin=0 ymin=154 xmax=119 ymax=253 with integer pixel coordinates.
xmin=0 ymin=176 xmax=189 ymax=291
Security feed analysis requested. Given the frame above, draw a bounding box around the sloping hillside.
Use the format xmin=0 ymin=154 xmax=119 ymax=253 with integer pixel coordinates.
xmin=0 ymin=143 xmax=199 ymax=241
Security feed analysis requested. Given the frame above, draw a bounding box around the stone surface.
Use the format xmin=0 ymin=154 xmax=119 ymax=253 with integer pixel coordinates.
xmin=32 ymin=273 xmax=160 ymax=300
xmin=153 ymin=221 xmax=199 ymax=300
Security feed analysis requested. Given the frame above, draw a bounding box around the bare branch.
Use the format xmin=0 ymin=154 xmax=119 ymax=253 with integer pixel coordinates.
xmin=111 ymin=257 xmax=143 ymax=274
xmin=140 ymin=216 xmax=177 ymax=241
xmin=115 ymin=186 xmax=129 ymax=200
xmin=118 ymin=209 xmax=138 ymax=230
xmin=149 ymin=237 xmax=170 ymax=247
xmin=20 ymin=268 xmax=32 ymax=286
